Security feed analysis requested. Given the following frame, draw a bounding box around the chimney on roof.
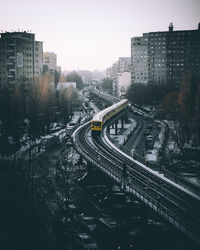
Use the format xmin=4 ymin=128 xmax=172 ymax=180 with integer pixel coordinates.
xmin=169 ymin=22 xmax=174 ymax=32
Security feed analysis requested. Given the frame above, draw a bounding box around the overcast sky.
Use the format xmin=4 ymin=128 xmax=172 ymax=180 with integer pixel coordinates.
xmin=1 ymin=0 xmax=200 ymax=71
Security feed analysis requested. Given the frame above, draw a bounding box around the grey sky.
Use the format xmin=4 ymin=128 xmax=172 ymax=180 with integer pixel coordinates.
xmin=1 ymin=0 xmax=200 ymax=71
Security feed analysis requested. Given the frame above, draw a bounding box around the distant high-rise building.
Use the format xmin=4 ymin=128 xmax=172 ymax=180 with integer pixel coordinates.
xmin=106 ymin=58 xmax=131 ymax=96
xmin=43 ymin=51 xmax=57 ymax=71
xmin=78 ymin=70 xmax=92 ymax=82
xmin=56 ymin=66 xmax=62 ymax=74
xmin=131 ymin=23 xmax=200 ymax=86
xmin=111 ymin=63 xmax=118 ymax=78
xmin=117 ymin=72 xmax=131 ymax=97
xmin=131 ymin=34 xmax=149 ymax=84
xmin=118 ymin=57 xmax=131 ymax=73
xmin=106 ymin=63 xmax=118 ymax=79
xmin=0 ymin=31 xmax=43 ymax=84
xmin=106 ymin=67 xmax=112 ymax=78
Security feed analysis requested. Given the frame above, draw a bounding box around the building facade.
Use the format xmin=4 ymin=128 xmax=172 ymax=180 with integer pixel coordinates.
xmin=106 ymin=62 xmax=118 ymax=79
xmin=118 ymin=57 xmax=131 ymax=73
xmin=43 ymin=51 xmax=57 ymax=71
xmin=117 ymin=72 xmax=131 ymax=97
xmin=78 ymin=70 xmax=92 ymax=82
xmin=0 ymin=31 xmax=43 ymax=84
xmin=56 ymin=66 xmax=62 ymax=74
xmin=106 ymin=58 xmax=131 ymax=97
xmin=131 ymin=23 xmax=200 ymax=86
xmin=131 ymin=33 xmax=149 ymax=84
xmin=106 ymin=67 xmax=112 ymax=78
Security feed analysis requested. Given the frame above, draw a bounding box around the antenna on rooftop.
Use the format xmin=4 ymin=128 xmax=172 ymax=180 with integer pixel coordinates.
xmin=169 ymin=22 xmax=174 ymax=32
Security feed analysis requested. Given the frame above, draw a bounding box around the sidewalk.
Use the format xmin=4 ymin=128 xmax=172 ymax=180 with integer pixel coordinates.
xmin=108 ymin=118 xmax=137 ymax=146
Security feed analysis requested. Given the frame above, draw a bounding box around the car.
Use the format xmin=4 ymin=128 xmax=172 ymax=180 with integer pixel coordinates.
xmin=78 ymin=216 xmax=97 ymax=235
xmin=74 ymin=232 xmax=98 ymax=249
xmin=146 ymin=149 xmax=153 ymax=154
xmin=143 ymin=129 xmax=150 ymax=135
xmin=145 ymin=150 xmax=157 ymax=162
xmin=66 ymin=140 xmax=72 ymax=146
xmin=146 ymin=135 xmax=153 ymax=141
xmin=147 ymin=123 xmax=153 ymax=129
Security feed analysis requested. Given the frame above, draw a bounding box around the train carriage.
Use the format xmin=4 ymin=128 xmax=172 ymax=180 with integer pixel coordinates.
xmin=91 ymin=99 xmax=128 ymax=132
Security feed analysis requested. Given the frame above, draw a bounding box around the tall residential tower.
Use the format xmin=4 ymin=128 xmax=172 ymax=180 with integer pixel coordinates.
xmin=43 ymin=51 xmax=57 ymax=71
xmin=0 ymin=31 xmax=43 ymax=85
xmin=131 ymin=23 xmax=200 ymax=86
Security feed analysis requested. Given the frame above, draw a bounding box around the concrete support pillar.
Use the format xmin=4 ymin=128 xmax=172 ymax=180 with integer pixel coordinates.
xmin=121 ymin=116 xmax=124 ymax=129
xmin=115 ymin=120 xmax=118 ymax=135
xmin=107 ymin=125 xmax=110 ymax=134
xmin=125 ymin=109 xmax=128 ymax=122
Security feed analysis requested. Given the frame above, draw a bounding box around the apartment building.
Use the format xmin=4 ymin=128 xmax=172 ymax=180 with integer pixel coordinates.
xmin=106 ymin=58 xmax=131 ymax=97
xmin=43 ymin=51 xmax=57 ymax=71
xmin=166 ymin=23 xmax=200 ymax=85
xmin=118 ymin=57 xmax=131 ymax=73
xmin=131 ymin=23 xmax=200 ymax=86
xmin=117 ymin=72 xmax=131 ymax=97
xmin=0 ymin=31 xmax=43 ymax=84
xmin=106 ymin=67 xmax=112 ymax=78
xmin=131 ymin=33 xmax=149 ymax=84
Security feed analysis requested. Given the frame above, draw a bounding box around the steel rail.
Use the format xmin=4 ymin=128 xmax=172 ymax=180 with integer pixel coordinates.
xmin=73 ymin=119 xmax=200 ymax=244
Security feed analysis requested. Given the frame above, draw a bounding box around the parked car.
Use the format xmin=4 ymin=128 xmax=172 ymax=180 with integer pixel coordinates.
xmin=146 ymin=135 xmax=153 ymax=141
xmin=77 ymin=215 xmax=98 ymax=236
xmin=66 ymin=139 xmax=72 ymax=146
xmin=147 ymin=123 xmax=153 ymax=129
xmin=143 ymin=129 xmax=150 ymax=135
xmin=42 ymin=134 xmax=59 ymax=149
xmin=145 ymin=150 xmax=157 ymax=162
xmin=73 ymin=232 xmax=98 ymax=249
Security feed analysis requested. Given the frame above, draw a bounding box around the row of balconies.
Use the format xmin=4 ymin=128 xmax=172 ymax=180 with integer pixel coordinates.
xmin=7 ymin=68 xmax=16 ymax=72
xmin=6 ymin=62 xmax=14 ymax=65
xmin=7 ymin=74 xmax=15 ymax=78
xmin=6 ymin=49 xmax=14 ymax=53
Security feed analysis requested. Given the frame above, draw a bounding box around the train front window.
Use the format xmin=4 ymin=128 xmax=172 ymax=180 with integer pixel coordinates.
xmin=92 ymin=121 xmax=101 ymax=127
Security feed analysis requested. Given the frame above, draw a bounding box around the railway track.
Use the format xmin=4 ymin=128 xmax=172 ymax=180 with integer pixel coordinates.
xmin=73 ymin=118 xmax=200 ymax=244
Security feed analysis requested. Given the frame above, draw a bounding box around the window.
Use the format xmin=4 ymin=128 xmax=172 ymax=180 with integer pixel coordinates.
xmin=92 ymin=121 xmax=101 ymax=127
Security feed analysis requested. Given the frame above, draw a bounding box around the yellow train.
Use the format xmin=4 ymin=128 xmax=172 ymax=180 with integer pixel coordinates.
xmin=91 ymin=99 xmax=128 ymax=132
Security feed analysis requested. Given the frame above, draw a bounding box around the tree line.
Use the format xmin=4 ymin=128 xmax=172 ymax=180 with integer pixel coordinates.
xmin=0 ymin=70 xmax=83 ymax=157
xmin=160 ymin=75 xmax=200 ymax=150
xmin=0 ymin=69 xmax=84 ymax=250
xmin=126 ymin=75 xmax=200 ymax=149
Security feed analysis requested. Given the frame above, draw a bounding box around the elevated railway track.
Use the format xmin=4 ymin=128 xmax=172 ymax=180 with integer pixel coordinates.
xmin=73 ymin=118 xmax=200 ymax=245
xmin=73 ymin=97 xmax=200 ymax=244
